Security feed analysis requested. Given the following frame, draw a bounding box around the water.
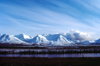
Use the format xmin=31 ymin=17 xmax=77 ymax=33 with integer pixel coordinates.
xmin=0 ymin=49 xmax=48 ymax=52
xmin=0 ymin=49 xmax=97 ymax=52
xmin=0 ymin=53 xmax=100 ymax=57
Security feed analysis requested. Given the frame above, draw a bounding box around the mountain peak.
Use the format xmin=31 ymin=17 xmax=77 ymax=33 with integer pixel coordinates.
xmin=14 ymin=34 xmax=32 ymax=41
xmin=37 ymin=35 xmax=42 ymax=37
xmin=0 ymin=34 xmax=28 ymax=44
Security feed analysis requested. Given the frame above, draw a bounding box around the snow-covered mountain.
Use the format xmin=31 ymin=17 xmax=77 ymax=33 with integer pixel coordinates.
xmin=0 ymin=34 xmax=28 ymax=44
xmin=43 ymin=34 xmax=74 ymax=45
xmin=95 ymin=39 xmax=100 ymax=43
xmin=42 ymin=34 xmax=61 ymax=41
xmin=0 ymin=33 xmax=99 ymax=46
xmin=27 ymin=35 xmax=49 ymax=44
xmin=14 ymin=34 xmax=33 ymax=41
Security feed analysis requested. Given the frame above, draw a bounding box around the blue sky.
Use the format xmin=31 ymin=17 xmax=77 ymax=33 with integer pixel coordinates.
xmin=0 ymin=0 xmax=100 ymax=38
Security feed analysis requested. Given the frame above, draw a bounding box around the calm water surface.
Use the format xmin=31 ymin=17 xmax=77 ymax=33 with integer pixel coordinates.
xmin=0 ymin=53 xmax=100 ymax=57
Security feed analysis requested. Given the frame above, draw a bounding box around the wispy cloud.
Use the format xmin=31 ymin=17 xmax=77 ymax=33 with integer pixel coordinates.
xmin=0 ymin=0 xmax=100 ymax=38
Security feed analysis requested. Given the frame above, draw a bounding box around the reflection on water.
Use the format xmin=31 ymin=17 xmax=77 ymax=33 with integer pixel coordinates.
xmin=0 ymin=49 xmax=97 ymax=52
xmin=0 ymin=53 xmax=100 ymax=57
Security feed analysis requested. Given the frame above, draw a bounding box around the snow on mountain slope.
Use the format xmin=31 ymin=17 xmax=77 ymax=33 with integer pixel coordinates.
xmin=49 ymin=35 xmax=74 ymax=45
xmin=0 ymin=34 xmax=2 ymax=36
xmin=42 ymin=34 xmax=61 ymax=41
xmin=0 ymin=34 xmax=28 ymax=44
xmin=95 ymin=39 xmax=100 ymax=43
xmin=27 ymin=35 xmax=49 ymax=44
xmin=42 ymin=34 xmax=74 ymax=45
xmin=57 ymin=35 xmax=74 ymax=44
xmin=14 ymin=34 xmax=33 ymax=41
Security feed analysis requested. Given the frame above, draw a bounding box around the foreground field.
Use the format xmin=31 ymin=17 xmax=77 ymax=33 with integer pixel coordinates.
xmin=0 ymin=57 xmax=100 ymax=66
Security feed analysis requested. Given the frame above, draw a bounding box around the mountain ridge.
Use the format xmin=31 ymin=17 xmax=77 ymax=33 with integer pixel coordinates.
xmin=0 ymin=33 xmax=99 ymax=46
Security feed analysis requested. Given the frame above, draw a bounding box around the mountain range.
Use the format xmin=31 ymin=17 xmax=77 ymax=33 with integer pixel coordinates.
xmin=0 ymin=33 xmax=99 ymax=46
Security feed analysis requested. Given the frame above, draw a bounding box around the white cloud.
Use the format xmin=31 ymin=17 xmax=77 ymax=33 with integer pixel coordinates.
xmin=66 ymin=30 xmax=93 ymax=41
